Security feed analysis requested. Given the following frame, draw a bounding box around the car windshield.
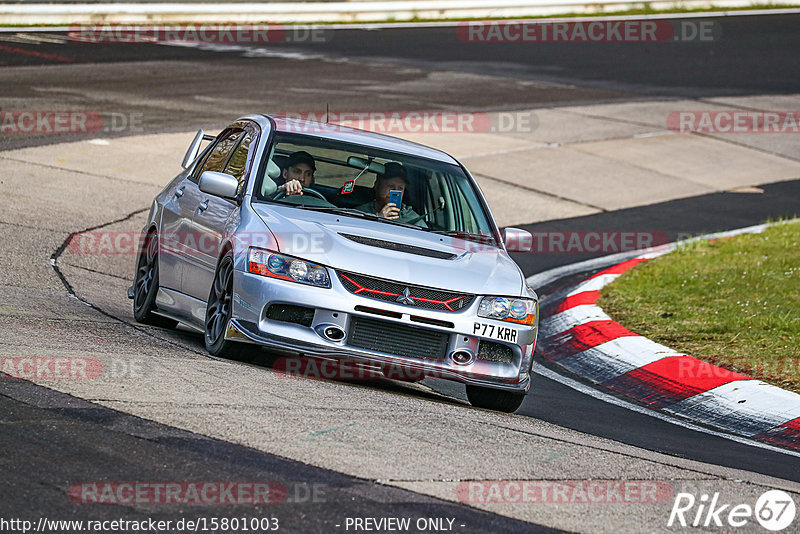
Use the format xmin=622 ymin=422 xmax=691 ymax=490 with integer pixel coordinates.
xmin=253 ymin=132 xmax=497 ymax=244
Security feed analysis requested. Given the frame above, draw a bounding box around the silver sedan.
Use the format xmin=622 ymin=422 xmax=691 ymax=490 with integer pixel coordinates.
xmin=131 ymin=114 xmax=538 ymax=412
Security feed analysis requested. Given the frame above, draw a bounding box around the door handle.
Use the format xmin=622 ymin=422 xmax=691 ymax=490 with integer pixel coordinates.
xmin=197 ymin=200 xmax=209 ymax=213
xmin=175 ymin=186 xmax=185 ymax=198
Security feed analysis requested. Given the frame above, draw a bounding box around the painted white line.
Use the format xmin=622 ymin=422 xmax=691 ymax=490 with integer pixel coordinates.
xmin=156 ymin=40 xmax=327 ymax=61
xmin=636 ymin=247 xmax=670 ymax=260
xmin=532 ymin=362 xmax=800 ymax=458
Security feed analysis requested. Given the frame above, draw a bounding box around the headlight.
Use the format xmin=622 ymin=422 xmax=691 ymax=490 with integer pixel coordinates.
xmin=248 ymin=248 xmax=331 ymax=288
xmin=478 ymin=296 xmax=537 ymax=325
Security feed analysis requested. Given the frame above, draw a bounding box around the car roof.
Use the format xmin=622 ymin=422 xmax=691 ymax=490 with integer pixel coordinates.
xmin=258 ymin=114 xmax=460 ymax=165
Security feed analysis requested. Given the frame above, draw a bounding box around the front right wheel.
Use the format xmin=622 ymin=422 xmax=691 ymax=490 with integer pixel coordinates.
xmin=466 ymin=385 xmax=526 ymax=413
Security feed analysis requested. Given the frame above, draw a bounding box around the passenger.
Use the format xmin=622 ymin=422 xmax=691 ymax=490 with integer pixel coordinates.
xmin=281 ymin=151 xmax=316 ymax=196
xmin=356 ymin=162 xmax=427 ymax=227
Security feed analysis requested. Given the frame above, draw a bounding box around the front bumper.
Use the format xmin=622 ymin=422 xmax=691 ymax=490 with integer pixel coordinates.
xmin=230 ymin=269 xmax=537 ymax=393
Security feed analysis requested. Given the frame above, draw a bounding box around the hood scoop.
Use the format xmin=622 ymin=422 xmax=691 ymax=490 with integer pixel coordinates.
xmin=339 ymin=233 xmax=457 ymax=260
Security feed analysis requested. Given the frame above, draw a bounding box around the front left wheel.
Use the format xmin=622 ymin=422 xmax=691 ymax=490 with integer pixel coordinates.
xmin=204 ymin=253 xmax=248 ymax=360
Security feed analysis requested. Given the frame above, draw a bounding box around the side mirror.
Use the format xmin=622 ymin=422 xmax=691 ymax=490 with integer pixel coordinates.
xmin=503 ymin=227 xmax=532 ymax=252
xmin=199 ymin=171 xmax=239 ymax=199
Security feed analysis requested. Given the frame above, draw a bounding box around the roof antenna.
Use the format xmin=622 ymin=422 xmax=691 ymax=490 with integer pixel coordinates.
xmin=326 ymin=103 xmax=330 ymax=123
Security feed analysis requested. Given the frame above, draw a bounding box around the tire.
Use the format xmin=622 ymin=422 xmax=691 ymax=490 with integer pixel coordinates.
xmin=466 ymin=385 xmax=526 ymax=413
xmin=132 ymin=232 xmax=178 ymax=329
xmin=204 ymin=253 xmax=248 ymax=360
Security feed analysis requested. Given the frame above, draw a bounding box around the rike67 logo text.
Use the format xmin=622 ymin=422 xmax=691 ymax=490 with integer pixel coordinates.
xmin=668 ymin=490 xmax=796 ymax=531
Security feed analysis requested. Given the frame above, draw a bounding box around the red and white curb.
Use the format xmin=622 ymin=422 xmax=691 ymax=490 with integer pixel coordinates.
xmin=533 ymin=222 xmax=800 ymax=452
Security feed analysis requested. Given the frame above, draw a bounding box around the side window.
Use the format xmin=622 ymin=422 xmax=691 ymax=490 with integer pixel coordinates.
xmin=193 ymin=128 xmax=244 ymax=182
xmin=223 ymin=123 xmax=259 ymax=194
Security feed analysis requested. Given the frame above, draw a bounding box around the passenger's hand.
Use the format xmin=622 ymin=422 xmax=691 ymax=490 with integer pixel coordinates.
xmin=284 ymin=179 xmax=303 ymax=196
xmin=380 ymin=203 xmax=400 ymax=220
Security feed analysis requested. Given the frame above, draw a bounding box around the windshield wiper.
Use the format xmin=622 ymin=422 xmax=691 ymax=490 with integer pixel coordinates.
xmin=299 ymin=206 xmax=426 ymax=231
xmin=432 ymin=230 xmax=498 ymax=245
xmin=298 ymin=206 xmax=375 ymax=218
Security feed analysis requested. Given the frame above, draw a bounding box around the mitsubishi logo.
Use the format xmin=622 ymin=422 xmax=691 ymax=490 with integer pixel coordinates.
xmin=396 ymin=287 xmax=415 ymax=306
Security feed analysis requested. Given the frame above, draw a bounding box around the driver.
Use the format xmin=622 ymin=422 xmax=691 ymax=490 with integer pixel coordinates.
xmin=280 ymin=151 xmax=316 ymax=196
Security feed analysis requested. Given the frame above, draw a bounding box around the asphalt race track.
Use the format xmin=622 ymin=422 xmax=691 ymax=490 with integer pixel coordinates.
xmin=1 ymin=13 xmax=800 ymax=533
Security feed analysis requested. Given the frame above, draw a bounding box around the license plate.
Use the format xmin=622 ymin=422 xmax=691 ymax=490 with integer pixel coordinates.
xmin=473 ymin=322 xmax=518 ymax=343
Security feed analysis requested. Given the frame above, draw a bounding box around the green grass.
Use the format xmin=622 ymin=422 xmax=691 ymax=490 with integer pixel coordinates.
xmin=598 ymin=221 xmax=800 ymax=393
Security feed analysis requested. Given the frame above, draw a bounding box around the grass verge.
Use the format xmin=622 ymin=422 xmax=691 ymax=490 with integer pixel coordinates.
xmin=598 ymin=220 xmax=800 ymax=393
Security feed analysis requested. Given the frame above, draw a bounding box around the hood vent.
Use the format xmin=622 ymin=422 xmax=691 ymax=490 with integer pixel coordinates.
xmin=340 ymin=233 xmax=457 ymax=260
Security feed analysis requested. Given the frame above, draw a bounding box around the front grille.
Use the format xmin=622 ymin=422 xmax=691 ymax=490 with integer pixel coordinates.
xmin=478 ymin=341 xmax=514 ymax=364
xmin=340 ymin=233 xmax=457 ymax=260
xmin=348 ymin=316 xmax=449 ymax=361
xmin=266 ymin=304 xmax=314 ymax=327
xmin=337 ymin=270 xmax=475 ymax=312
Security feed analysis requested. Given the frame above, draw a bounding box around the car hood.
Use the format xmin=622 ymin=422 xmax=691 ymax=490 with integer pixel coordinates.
xmin=251 ymin=203 xmax=524 ymax=296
